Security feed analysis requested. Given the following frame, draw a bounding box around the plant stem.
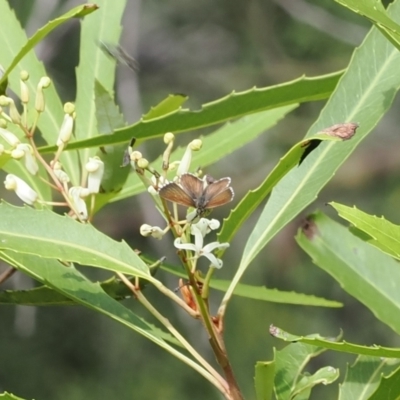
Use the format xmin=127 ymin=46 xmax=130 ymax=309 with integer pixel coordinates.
xmin=117 ymin=272 xmax=231 ymax=398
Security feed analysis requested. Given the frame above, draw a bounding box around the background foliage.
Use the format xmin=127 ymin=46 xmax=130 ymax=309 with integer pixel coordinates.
xmin=1 ymin=1 xmax=400 ymax=399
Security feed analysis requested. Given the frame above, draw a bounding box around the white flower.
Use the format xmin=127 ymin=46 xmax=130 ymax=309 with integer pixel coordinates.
xmin=0 ymin=127 xmax=20 ymax=147
xmin=176 ymin=144 xmax=193 ymax=176
xmin=57 ymin=114 xmax=74 ymax=146
xmin=140 ymin=224 xmax=164 ymax=239
xmin=4 ymin=174 xmax=38 ymax=205
xmin=85 ymin=157 xmax=104 ymax=194
xmin=192 ymin=218 xmax=220 ymax=236
xmin=69 ymin=187 xmax=90 ymax=219
xmin=174 ymin=224 xmax=229 ymax=269
xmin=13 ymin=143 xmax=38 ymax=175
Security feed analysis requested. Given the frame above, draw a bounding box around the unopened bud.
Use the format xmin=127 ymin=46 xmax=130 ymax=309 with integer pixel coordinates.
xmin=164 ymin=132 xmax=174 ymax=144
xmin=69 ymin=187 xmax=89 ymax=220
xmin=20 ymin=71 xmax=30 ymax=103
xmin=8 ymin=99 xmax=21 ymax=124
xmin=0 ymin=127 xmax=20 ymax=147
xmin=189 ymin=139 xmax=202 ymax=151
xmin=57 ymin=114 xmax=74 ymax=146
xmin=35 ymin=77 xmax=51 ymax=112
xmin=130 ymin=151 xmax=142 ymax=161
xmin=63 ymin=102 xmax=75 ymax=115
xmin=85 ymin=157 xmax=104 ymax=194
xmin=4 ymin=174 xmax=38 ymax=205
xmin=137 ymin=158 xmax=149 ymax=169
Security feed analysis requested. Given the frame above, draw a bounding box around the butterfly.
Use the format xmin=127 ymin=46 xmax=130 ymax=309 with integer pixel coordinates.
xmin=158 ymin=173 xmax=234 ymax=216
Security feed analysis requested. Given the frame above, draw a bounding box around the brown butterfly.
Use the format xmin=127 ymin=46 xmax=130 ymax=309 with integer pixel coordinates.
xmin=159 ymin=173 xmax=234 ymax=215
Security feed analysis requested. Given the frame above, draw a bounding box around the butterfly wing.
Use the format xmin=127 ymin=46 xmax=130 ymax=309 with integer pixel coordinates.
xmin=159 ymin=182 xmax=195 ymax=207
xmin=203 ymin=178 xmax=234 ymax=208
xmin=179 ymin=174 xmax=205 ymax=199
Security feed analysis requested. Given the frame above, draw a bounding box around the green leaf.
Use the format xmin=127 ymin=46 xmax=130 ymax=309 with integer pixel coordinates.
xmin=335 ymin=0 xmax=400 ymax=45
xmin=255 ymin=360 xmax=275 ymax=400
xmin=0 ymin=1 xmax=79 ymax=183
xmin=218 ymin=132 xmax=344 ymax=245
xmin=0 ymin=202 xmax=151 ymax=279
xmin=143 ymin=94 xmax=189 ymax=120
xmin=93 ymin=80 xmax=130 ymax=206
xmin=271 ymin=326 xmax=400 ymax=358
xmin=159 ymin=261 xmax=341 ymax=307
xmin=331 ymin=202 xmax=400 ymax=260
xmin=339 ymin=356 xmax=400 ymax=400
xmin=0 ymin=3 xmax=99 ymax=85
xmin=0 ymin=393 xmax=28 ymax=400
xmin=111 ymin=105 xmax=298 ymax=202
xmin=0 ymin=250 xmax=178 ymax=347
xmin=368 ymin=366 xmax=400 ymax=400
xmin=293 ymin=366 xmax=339 ymax=399
xmin=221 ymin=0 xmax=400 ymax=311
xmin=273 ymin=340 xmax=332 ymax=400
xmin=39 ymin=71 xmax=342 ymax=152
xmin=74 ymin=0 xmax=126 ymax=168
xmin=296 ymin=211 xmax=400 ymax=335
xmin=0 ymin=270 xmax=159 ymax=306
xmin=209 ymin=280 xmax=342 ymax=308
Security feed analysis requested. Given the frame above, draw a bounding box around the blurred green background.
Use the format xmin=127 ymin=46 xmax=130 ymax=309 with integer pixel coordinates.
xmin=1 ymin=0 xmax=400 ymax=399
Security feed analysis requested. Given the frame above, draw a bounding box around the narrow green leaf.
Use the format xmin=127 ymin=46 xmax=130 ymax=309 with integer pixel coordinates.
xmin=255 ymin=360 xmax=275 ymax=400
xmin=209 ymin=280 xmax=342 ymax=307
xmin=331 ymin=202 xmax=400 ymax=260
xmin=335 ymin=0 xmax=400 ymax=41
xmin=0 ymin=393 xmax=27 ymax=400
xmin=339 ymin=356 xmax=400 ymax=400
xmin=223 ymin=0 xmax=400 ymax=310
xmin=270 ymin=325 xmax=400 ymax=358
xmin=0 ymin=3 xmax=98 ymax=85
xmin=143 ymin=94 xmax=189 ymax=120
xmin=293 ymin=366 xmax=339 ymax=399
xmin=74 ymin=0 xmax=126 ymax=167
xmin=0 ymin=1 xmax=79 ymax=183
xmin=297 ymin=211 xmax=400 ymax=335
xmin=218 ymin=132 xmax=343 ymax=244
xmin=160 ymin=259 xmax=341 ymax=307
xmin=39 ymin=71 xmax=342 ymax=152
xmin=368 ymin=367 xmax=400 ymax=400
xmin=0 ymin=202 xmax=151 ymax=279
xmin=111 ymin=105 xmax=298 ymax=202
xmin=273 ymin=341 xmax=327 ymax=400
xmin=0 ymin=271 xmax=159 ymax=306
xmin=93 ymin=80 xmax=130 ymax=202
xmin=0 ymin=250 xmax=179 ymax=347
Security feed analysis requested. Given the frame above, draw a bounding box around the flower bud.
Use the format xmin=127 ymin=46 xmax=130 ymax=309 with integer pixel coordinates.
xmin=189 ymin=139 xmax=202 ymax=151
xmin=69 ymin=187 xmax=89 ymax=220
xmin=139 ymin=224 xmax=164 ymax=239
xmin=35 ymin=77 xmax=51 ymax=112
xmin=8 ymin=98 xmax=21 ymax=124
xmin=57 ymin=114 xmax=74 ymax=146
xmin=4 ymin=174 xmax=38 ymax=205
xmin=130 ymin=151 xmax=142 ymax=161
xmin=164 ymin=132 xmax=174 ymax=144
xmin=14 ymin=143 xmax=38 ymax=175
xmin=137 ymin=158 xmax=149 ymax=169
xmin=20 ymin=71 xmax=30 ymax=104
xmin=85 ymin=157 xmax=104 ymax=194
xmin=0 ymin=127 xmax=20 ymax=147
xmin=63 ymin=102 xmax=75 ymax=115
